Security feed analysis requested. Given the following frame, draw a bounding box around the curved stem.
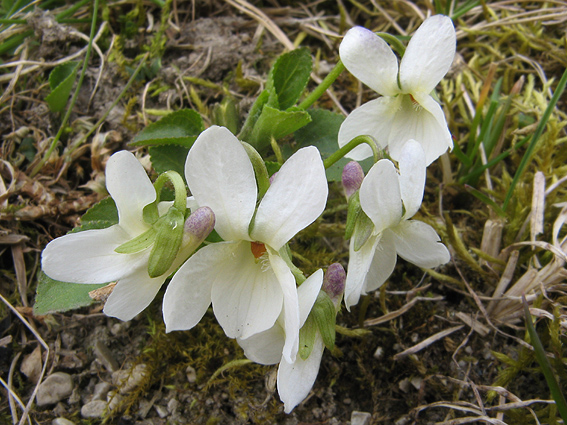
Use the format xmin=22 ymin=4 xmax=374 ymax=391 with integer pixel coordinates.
xmin=241 ymin=141 xmax=270 ymax=200
xmin=298 ymin=60 xmax=345 ymax=110
xmin=153 ymin=171 xmax=188 ymax=214
xmin=323 ymin=135 xmax=380 ymax=170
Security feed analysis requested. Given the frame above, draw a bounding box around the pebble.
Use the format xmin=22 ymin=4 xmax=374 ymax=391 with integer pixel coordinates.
xmin=20 ymin=346 xmax=42 ymax=383
xmin=107 ymin=391 xmax=123 ymax=411
xmin=36 ymin=372 xmax=74 ymax=406
xmin=373 ymin=346 xmax=384 ymax=360
xmin=155 ymin=404 xmax=169 ymax=418
xmin=113 ymin=364 xmax=148 ymax=394
xmin=93 ymin=382 xmax=112 ymax=401
xmin=167 ymin=398 xmax=179 ymax=414
xmin=350 ymin=411 xmax=372 ymax=425
xmin=186 ymin=365 xmax=197 ymax=384
xmin=94 ymin=341 xmax=119 ymax=372
xmin=81 ymin=400 xmax=107 ymax=418
xmin=52 ymin=418 xmax=76 ymax=425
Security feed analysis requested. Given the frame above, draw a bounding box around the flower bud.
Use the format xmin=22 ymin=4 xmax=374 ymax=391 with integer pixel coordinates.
xmin=183 ymin=206 xmax=215 ymax=245
xmin=342 ymin=161 xmax=364 ymax=200
xmin=322 ymin=263 xmax=346 ymax=304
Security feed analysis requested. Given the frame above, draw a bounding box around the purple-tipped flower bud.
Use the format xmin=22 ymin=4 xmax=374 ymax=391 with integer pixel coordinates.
xmin=322 ymin=263 xmax=346 ymax=303
xmin=183 ymin=206 xmax=215 ymax=243
xmin=342 ymin=161 xmax=364 ymax=199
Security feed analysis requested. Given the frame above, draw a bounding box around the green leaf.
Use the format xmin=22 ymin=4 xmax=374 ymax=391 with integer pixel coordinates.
xmin=267 ymin=48 xmax=312 ymax=110
xmin=71 ymin=197 xmax=118 ymax=233
xmin=295 ymin=109 xmax=373 ymax=181
xmin=45 ymin=61 xmax=80 ymax=112
xmin=130 ymin=109 xmax=204 ymax=147
xmin=149 ymin=145 xmax=189 ymax=181
xmin=33 ymin=271 xmax=107 ymax=315
xmin=249 ymin=106 xmax=311 ymax=150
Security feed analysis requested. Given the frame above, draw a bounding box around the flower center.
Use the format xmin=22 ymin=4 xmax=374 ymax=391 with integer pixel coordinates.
xmin=250 ymin=241 xmax=267 ymax=259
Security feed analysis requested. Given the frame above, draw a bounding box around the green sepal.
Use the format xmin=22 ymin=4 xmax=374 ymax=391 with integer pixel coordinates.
xmin=312 ymin=291 xmax=336 ymax=351
xmin=114 ymin=227 xmax=156 ymax=254
xmin=345 ymin=190 xmax=361 ymax=240
xmin=143 ymin=202 xmax=159 ymax=225
xmin=148 ymin=206 xmax=185 ymax=278
xmin=298 ymin=314 xmax=317 ymax=360
xmin=353 ymin=210 xmax=374 ymax=252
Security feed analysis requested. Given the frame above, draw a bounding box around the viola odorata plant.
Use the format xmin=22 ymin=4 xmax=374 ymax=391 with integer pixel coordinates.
xmin=163 ymin=126 xmax=329 ymax=364
xmin=344 ymin=140 xmax=451 ymax=309
xmin=338 ymin=15 xmax=456 ymax=165
xmin=238 ymin=263 xmax=345 ymax=413
xmin=41 ymin=151 xmax=215 ymax=321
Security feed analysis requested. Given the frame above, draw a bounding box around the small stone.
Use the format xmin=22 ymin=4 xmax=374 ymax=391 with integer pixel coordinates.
xmin=373 ymin=346 xmax=384 ymax=359
xmin=398 ymin=378 xmax=410 ymax=393
xmin=186 ymin=365 xmax=197 ymax=384
xmin=36 ymin=372 xmax=74 ymax=406
xmin=167 ymin=398 xmax=179 ymax=414
xmin=81 ymin=400 xmax=107 ymax=418
xmin=155 ymin=404 xmax=169 ymax=418
xmin=350 ymin=411 xmax=372 ymax=425
xmin=52 ymin=418 xmax=76 ymax=425
xmin=94 ymin=341 xmax=119 ymax=372
xmin=343 ymin=398 xmax=351 ymax=405
xmin=107 ymin=391 xmax=122 ymax=411
xmin=410 ymin=377 xmax=423 ymax=390
xmin=21 ymin=346 xmax=43 ymax=383
xmin=93 ymin=382 xmax=112 ymax=401
xmin=113 ymin=364 xmax=148 ymax=394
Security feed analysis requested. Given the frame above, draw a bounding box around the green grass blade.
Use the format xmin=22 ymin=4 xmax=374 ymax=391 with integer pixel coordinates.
xmin=523 ymin=296 xmax=567 ymax=422
xmin=464 ymin=185 xmax=507 ymax=218
xmin=504 ymin=67 xmax=567 ymax=210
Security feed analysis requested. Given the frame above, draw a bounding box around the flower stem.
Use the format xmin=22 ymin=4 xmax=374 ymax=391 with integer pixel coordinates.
xmin=241 ymin=142 xmax=270 ymax=200
xmin=153 ymin=171 xmax=188 ymax=214
xmin=298 ymin=60 xmax=345 ymax=110
xmin=30 ymin=0 xmax=99 ymax=177
xmin=323 ymin=135 xmax=380 ymax=170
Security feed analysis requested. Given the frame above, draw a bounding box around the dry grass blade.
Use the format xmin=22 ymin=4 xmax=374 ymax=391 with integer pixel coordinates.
xmin=363 ymin=296 xmax=444 ymax=327
xmin=393 ymin=325 xmax=464 ymax=361
xmin=224 ymin=0 xmax=294 ymax=50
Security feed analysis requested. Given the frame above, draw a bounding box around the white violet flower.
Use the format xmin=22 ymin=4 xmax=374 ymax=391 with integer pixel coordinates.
xmin=237 ymin=269 xmax=325 ymax=413
xmin=41 ymin=150 xmax=215 ymax=321
xmin=163 ymin=126 xmax=328 ymax=363
xmin=338 ymin=15 xmax=456 ymax=165
xmin=238 ymin=263 xmax=346 ymax=413
xmin=345 ymin=140 xmax=450 ymax=309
